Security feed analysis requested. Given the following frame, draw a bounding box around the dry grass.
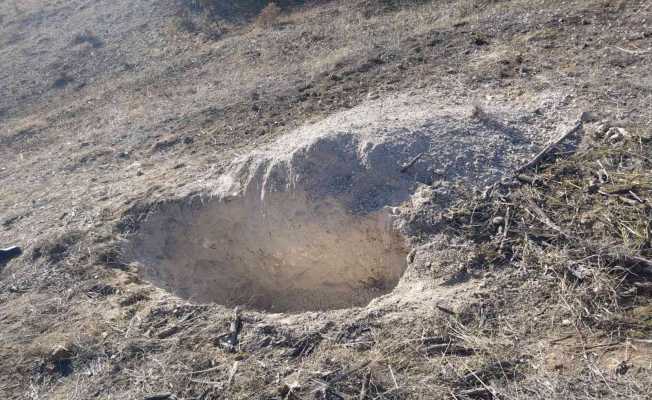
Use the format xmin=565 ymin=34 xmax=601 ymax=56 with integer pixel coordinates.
xmin=45 ymin=124 xmax=646 ymax=399
xmin=428 ymin=122 xmax=652 ymax=398
xmin=1 ymin=0 xmax=652 ymax=398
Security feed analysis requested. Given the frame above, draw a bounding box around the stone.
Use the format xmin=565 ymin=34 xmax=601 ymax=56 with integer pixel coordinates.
xmin=606 ymin=127 xmax=628 ymax=143
xmin=580 ymin=111 xmax=598 ymax=123
xmin=0 ymin=246 xmax=22 ymax=265
xmin=592 ymin=121 xmax=611 ymax=139
xmin=50 ymin=345 xmax=73 ymax=362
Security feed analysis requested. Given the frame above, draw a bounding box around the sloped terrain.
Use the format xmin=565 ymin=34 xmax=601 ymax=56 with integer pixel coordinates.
xmin=0 ymin=0 xmax=650 ymax=399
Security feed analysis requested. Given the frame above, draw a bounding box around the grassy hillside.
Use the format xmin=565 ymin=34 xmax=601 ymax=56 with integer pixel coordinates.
xmin=0 ymin=0 xmax=650 ymax=399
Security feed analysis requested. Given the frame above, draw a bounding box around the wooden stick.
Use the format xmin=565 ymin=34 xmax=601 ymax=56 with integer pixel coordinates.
xmin=358 ymin=370 xmax=371 ymax=400
xmin=400 ymin=153 xmax=424 ymax=173
xmin=188 ymin=379 xmax=221 ymax=386
xmin=325 ymin=360 xmax=372 ymax=384
xmin=499 ymin=207 xmax=510 ymax=252
xmin=456 ymin=387 xmax=492 ymax=397
xmin=618 ymin=255 xmax=652 ymax=272
xmin=388 ymin=365 xmax=399 ymax=390
xmin=184 ymin=365 xmax=222 ymax=375
xmin=423 ymin=343 xmax=475 ymax=355
xmin=613 ymin=46 xmax=651 ymax=55
xmin=515 ymin=120 xmax=583 ymax=174
xmin=524 ymin=198 xmax=571 ymax=238
xmin=549 ymin=334 xmax=575 ymax=344
xmin=226 ymin=361 xmax=239 ymax=389
xmin=436 ymin=304 xmax=457 ymax=316
xmin=220 ymin=307 xmax=243 ymax=353
xmin=144 ymin=393 xmax=173 ymax=400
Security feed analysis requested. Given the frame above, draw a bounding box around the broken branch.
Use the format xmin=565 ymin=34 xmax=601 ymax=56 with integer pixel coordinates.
xmin=219 ymin=307 xmax=243 ymax=352
xmin=358 ymin=370 xmax=371 ymax=400
xmin=516 ymin=120 xmax=583 ymax=174
xmin=523 ymin=198 xmax=571 ymax=238
xmin=226 ymin=361 xmax=240 ymax=389
xmin=400 ymin=152 xmax=424 ymax=173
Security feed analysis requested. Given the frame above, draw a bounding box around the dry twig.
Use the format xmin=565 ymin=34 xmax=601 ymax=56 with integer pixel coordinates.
xmin=515 ymin=120 xmax=583 ymax=173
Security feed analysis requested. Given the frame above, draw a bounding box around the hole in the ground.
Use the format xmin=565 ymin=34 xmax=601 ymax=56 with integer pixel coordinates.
xmin=125 ymin=132 xmax=432 ymax=313
xmin=124 ymin=107 xmax=539 ymax=313
xmin=128 ymin=192 xmax=407 ymax=313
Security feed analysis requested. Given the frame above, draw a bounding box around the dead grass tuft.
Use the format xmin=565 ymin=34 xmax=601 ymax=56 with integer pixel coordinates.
xmin=32 ymin=231 xmax=84 ymax=264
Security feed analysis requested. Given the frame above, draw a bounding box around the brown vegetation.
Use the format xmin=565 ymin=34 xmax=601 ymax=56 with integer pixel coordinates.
xmin=0 ymin=0 xmax=650 ymax=399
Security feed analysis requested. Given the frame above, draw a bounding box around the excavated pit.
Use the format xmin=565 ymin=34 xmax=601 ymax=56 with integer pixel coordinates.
xmin=126 ymin=131 xmax=434 ymax=313
xmin=130 ymin=193 xmax=408 ymax=313
xmin=125 ymin=104 xmax=542 ymax=313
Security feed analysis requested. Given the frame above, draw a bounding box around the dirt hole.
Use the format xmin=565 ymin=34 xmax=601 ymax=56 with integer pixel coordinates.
xmin=124 ymin=115 xmax=530 ymax=313
xmin=124 ymin=131 xmax=467 ymax=313
xmin=128 ymin=192 xmax=408 ymax=313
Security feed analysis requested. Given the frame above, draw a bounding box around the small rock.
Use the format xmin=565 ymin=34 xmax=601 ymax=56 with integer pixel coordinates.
xmin=50 ymin=345 xmax=73 ymax=362
xmin=592 ymin=121 xmax=611 ymax=138
xmin=0 ymin=246 xmax=22 ymax=264
xmin=388 ymin=207 xmax=401 ymax=216
xmin=615 ymin=361 xmax=630 ymax=375
xmin=580 ymin=111 xmax=598 ymax=123
xmin=491 ymin=216 xmax=505 ymax=225
xmin=561 ymin=319 xmax=572 ymax=327
xmin=276 ymin=384 xmax=291 ymax=396
xmin=606 ymin=127 xmax=628 ymax=143
xmin=8 ymin=285 xmax=23 ymax=293
xmin=367 ymin=92 xmax=379 ymax=100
